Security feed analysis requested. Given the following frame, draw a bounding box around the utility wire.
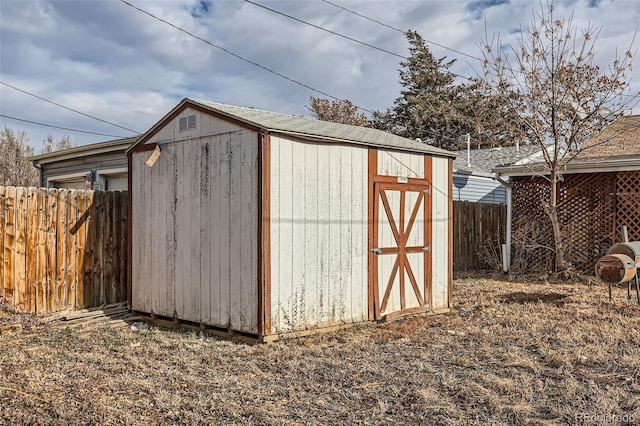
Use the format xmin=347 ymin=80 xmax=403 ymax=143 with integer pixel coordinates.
xmin=0 ymin=114 xmax=130 ymax=138
xmin=321 ymin=0 xmax=405 ymax=33
xmin=120 ymin=0 xmax=372 ymax=113
xmin=243 ymin=0 xmax=405 ymax=59
xmin=320 ymin=0 xmax=484 ymax=62
xmin=244 ymin=0 xmax=475 ymax=82
xmin=0 ymin=81 xmax=140 ymax=133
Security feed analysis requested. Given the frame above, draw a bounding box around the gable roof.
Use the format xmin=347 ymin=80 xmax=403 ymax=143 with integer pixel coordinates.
xmin=576 ymin=114 xmax=640 ymax=159
xmin=129 ymin=98 xmax=455 ymax=158
xmin=453 ymin=145 xmax=542 ymax=177
xmin=29 ymin=136 xmax=138 ymax=165
xmin=494 ymin=115 xmax=640 ymax=177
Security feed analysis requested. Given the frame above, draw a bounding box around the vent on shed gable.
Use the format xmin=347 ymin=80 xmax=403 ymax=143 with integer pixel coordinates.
xmin=179 ymin=114 xmax=197 ymax=131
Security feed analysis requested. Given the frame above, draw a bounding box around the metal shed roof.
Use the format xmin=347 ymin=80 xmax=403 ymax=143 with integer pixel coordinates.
xmin=130 ymin=98 xmax=455 ymax=158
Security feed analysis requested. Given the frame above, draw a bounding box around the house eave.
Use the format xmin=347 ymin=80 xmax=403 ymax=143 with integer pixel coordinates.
xmin=30 ymin=137 xmax=138 ymax=165
xmin=494 ymin=155 xmax=640 ymax=177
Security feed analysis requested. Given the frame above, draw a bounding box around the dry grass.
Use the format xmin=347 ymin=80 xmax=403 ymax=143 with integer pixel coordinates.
xmin=2 ymin=278 xmax=640 ymax=425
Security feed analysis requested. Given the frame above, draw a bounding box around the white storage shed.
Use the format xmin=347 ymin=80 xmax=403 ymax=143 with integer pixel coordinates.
xmin=127 ymin=98 xmax=455 ymax=341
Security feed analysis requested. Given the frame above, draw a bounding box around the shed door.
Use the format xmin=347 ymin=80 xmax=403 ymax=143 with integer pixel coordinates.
xmin=372 ymin=182 xmax=432 ymax=320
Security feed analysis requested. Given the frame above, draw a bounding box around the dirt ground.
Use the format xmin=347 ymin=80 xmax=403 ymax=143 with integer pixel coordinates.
xmin=1 ymin=277 xmax=640 ymax=425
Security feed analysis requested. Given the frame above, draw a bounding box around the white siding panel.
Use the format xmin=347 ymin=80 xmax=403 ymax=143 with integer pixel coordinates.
xmin=328 ymin=144 xmax=342 ymax=324
xmin=229 ymin=132 xmax=259 ymax=332
xmin=291 ymin=140 xmax=307 ymax=327
xmin=316 ymin=143 xmax=331 ymax=326
xmin=174 ymin=141 xmax=190 ymax=320
xmin=199 ymin=140 xmax=211 ymax=325
xmin=146 ymin=107 xmax=247 ymax=145
xmin=351 ymin=148 xmax=368 ymax=323
xmin=303 ymin=142 xmax=319 ymax=326
xmin=189 ymin=143 xmax=202 ymax=322
xmin=209 ymin=135 xmax=224 ymax=326
xmin=131 ymin=152 xmax=148 ymax=312
xmin=151 ymin=147 xmax=167 ymax=316
xmin=431 ymin=157 xmax=450 ymax=309
xmin=270 ymin=137 xmax=368 ymax=332
xmin=164 ymin=143 xmax=177 ymax=318
xmin=377 ymin=150 xmax=425 ymax=179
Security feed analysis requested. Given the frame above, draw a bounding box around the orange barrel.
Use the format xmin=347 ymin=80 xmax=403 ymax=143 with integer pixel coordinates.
xmin=595 ymin=253 xmax=637 ymax=284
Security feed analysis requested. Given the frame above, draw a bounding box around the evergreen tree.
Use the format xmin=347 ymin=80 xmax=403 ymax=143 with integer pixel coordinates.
xmin=372 ymin=31 xmax=521 ymax=150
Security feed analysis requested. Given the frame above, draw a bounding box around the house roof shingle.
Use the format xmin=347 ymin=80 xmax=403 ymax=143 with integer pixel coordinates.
xmin=493 ymin=115 xmax=640 ymax=177
xmin=576 ymin=114 xmax=640 ymax=159
xmin=453 ymin=145 xmax=542 ymax=177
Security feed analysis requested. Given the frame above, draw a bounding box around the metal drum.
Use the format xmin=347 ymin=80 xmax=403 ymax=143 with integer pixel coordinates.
xmin=595 ymin=253 xmax=637 ymax=284
xmin=595 ymin=240 xmax=640 ymax=304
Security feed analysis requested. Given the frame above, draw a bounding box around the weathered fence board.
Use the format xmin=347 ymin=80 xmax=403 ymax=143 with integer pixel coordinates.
xmin=0 ymin=186 xmax=128 ymax=314
xmin=453 ymin=201 xmax=507 ymax=271
xmin=0 ymin=187 xmax=5 ymax=300
xmin=4 ymin=186 xmax=16 ymax=304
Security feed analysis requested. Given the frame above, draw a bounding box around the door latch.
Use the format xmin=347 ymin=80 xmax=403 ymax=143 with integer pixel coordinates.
xmin=371 ymin=248 xmax=382 ymax=255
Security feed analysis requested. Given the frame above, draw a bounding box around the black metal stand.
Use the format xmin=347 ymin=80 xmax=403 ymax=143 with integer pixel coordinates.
xmin=609 ymin=274 xmax=640 ymax=305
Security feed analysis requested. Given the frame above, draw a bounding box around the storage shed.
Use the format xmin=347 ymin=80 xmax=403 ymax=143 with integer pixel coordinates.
xmin=127 ymin=98 xmax=455 ymax=341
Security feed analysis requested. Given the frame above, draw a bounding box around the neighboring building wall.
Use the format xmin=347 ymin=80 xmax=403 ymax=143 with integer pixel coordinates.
xmin=40 ymin=151 xmax=128 ymax=190
xmin=269 ymin=135 xmax=369 ymax=332
xmin=132 ymin=111 xmax=259 ymax=334
xmin=453 ymin=174 xmax=506 ymax=204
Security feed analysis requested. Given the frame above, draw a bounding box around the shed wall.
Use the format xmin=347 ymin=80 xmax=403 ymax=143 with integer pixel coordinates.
xmin=132 ymin=113 xmax=259 ymax=334
xmin=377 ymin=150 xmax=425 ymax=179
xmin=145 ymin=106 xmax=247 ymax=145
xmin=269 ymin=136 xmax=369 ymax=332
xmin=431 ymin=157 xmax=450 ymax=309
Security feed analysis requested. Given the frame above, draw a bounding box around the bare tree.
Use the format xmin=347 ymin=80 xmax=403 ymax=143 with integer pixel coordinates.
xmin=307 ymin=97 xmax=370 ymax=127
xmin=41 ymin=133 xmax=74 ymax=153
xmin=0 ymin=127 xmax=38 ymax=187
xmin=481 ymin=1 xmax=637 ymax=275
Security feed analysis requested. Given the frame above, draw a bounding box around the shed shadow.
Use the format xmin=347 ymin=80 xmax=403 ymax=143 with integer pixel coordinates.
xmin=501 ymin=292 xmax=569 ymax=306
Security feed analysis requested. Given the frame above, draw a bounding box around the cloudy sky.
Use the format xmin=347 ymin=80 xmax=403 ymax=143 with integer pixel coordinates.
xmin=0 ymin=0 xmax=638 ymax=149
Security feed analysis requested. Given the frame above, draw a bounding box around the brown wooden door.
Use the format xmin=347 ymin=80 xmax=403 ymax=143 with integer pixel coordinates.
xmin=372 ymin=182 xmax=432 ymax=320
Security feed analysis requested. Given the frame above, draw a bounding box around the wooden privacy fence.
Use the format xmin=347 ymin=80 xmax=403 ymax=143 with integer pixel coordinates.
xmin=0 ymin=186 xmax=127 ymax=314
xmin=453 ymin=201 xmax=507 ymax=271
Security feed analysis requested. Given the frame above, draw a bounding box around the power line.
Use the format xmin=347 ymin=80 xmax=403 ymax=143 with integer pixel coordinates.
xmin=321 ymin=0 xmax=405 ymax=34
xmin=0 ymin=81 xmax=140 ymax=133
xmin=119 ymin=0 xmax=373 ymax=113
xmin=0 ymin=114 xmax=130 ymax=138
xmin=320 ymin=0 xmax=484 ymax=62
xmin=244 ymin=0 xmax=475 ymax=83
xmin=243 ymin=0 xmax=405 ymax=59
